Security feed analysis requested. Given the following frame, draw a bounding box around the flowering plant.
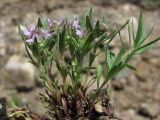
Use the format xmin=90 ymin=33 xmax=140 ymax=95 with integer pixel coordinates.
xmin=9 ymin=9 xmax=160 ymax=120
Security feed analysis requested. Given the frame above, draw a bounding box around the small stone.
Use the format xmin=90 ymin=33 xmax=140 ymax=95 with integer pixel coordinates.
xmin=123 ymin=109 xmax=150 ymax=120
xmin=154 ymin=115 xmax=160 ymax=120
xmin=137 ymin=103 xmax=160 ymax=118
xmin=112 ymin=79 xmax=125 ymax=91
xmin=45 ymin=0 xmax=64 ymax=12
xmin=2 ymin=55 xmax=36 ymax=90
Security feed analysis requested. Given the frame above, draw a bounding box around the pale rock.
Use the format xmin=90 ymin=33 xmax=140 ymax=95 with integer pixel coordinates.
xmin=2 ymin=55 xmax=36 ymax=89
xmin=138 ymin=103 xmax=160 ymax=118
xmin=0 ymin=86 xmax=17 ymax=103
xmin=50 ymin=9 xmax=74 ymax=19
xmin=23 ymin=12 xmax=39 ymax=25
xmin=7 ymin=42 xmax=26 ymax=56
xmin=118 ymin=3 xmax=140 ymax=17
xmin=0 ymin=33 xmax=6 ymax=56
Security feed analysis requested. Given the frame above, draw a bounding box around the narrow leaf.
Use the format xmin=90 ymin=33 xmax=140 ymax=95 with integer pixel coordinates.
xmin=59 ymin=27 xmax=66 ymax=56
xmin=96 ymin=65 xmax=103 ymax=88
xmin=113 ymin=48 xmax=125 ymax=66
xmin=137 ymin=36 xmax=160 ymax=53
xmin=135 ymin=12 xmax=143 ymax=46
xmin=139 ymin=25 xmax=155 ymax=44
xmin=127 ymin=64 xmax=136 ymax=71
xmin=86 ymin=15 xmax=93 ymax=31
xmin=37 ymin=17 xmax=43 ymax=28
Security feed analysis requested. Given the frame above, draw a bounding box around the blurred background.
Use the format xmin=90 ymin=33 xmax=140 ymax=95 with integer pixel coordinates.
xmin=0 ymin=0 xmax=160 ymax=120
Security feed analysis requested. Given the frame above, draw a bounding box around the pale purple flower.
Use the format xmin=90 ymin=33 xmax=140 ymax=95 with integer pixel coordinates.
xmin=41 ymin=29 xmax=53 ymax=39
xmin=72 ymin=19 xmax=80 ymax=29
xmin=25 ymin=33 xmax=39 ymax=43
xmin=23 ymin=20 xmax=55 ymax=44
xmin=70 ymin=18 xmax=83 ymax=37
xmin=23 ymin=30 xmax=31 ymax=36
xmin=23 ymin=25 xmax=36 ymax=37
xmin=26 ymin=38 xmax=34 ymax=43
xmin=76 ymin=29 xmax=83 ymax=38
xmin=23 ymin=25 xmax=39 ymax=43
xmin=53 ymin=17 xmax=63 ymax=26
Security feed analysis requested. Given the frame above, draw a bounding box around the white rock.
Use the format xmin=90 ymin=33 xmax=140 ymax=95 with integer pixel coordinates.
xmin=2 ymin=55 xmax=35 ymax=89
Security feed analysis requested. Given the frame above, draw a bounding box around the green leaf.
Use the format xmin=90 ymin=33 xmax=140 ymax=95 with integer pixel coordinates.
xmin=25 ymin=45 xmax=37 ymax=66
xmin=9 ymin=96 xmax=20 ymax=108
xmin=101 ymin=20 xmax=129 ymax=43
xmin=134 ymin=12 xmax=143 ymax=46
xmin=95 ymin=20 xmax=100 ymax=37
xmin=113 ymin=47 xmax=125 ymax=66
xmin=89 ymin=8 xmax=93 ymax=21
xmin=71 ymin=37 xmax=78 ymax=50
xmin=128 ymin=22 xmax=132 ymax=47
xmin=44 ymin=80 xmax=52 ymax=92
xmin=44 ymin=36 xmax=57 ymax=51
xmin=44 ymin=19 xmax=49 ymax=29
xmin=95 ymin=32 xmax=107 ymax=43
xmin=86 ymin=15 xmax=93 ymax=31
xmin=131 ymin=19 xmax=135 ymax=41
xmin=86 ymin=76 xmax=97 ymax=88
xmin=123 ymin=51 xmax=135 ymax=64
xmin=116 ymin=24 xmax=125 ymax=49
xmin=139 ymin=25 xmax=154 ymax=44
xmin=82 ymin=31 xmax=94 ymax=55
xmin=96 ymin=65 xmax=103 ymax=88
xmin=32 ymin=39 xmax=39 ymax=58
xmin=56 ymin=62 xmax=68 ymax=81
xmin=78 ymin=67 xmax=96 ymax=73
xmin=126 ymin=64 xmax=136 ymax=71
xmin=37 ymin=17 xmax=43 ymax=28
xmin=106 ymin=63 xmax=124 ymax=81
xmin=59 ymin=27 xmax=66 ymax=56
xmin=136 ymin=36 xmax=160 ymax=54
xmin=79 ymin=10 xmax=87 ymax=27
xmin=69 ymin=41 xmax=75 ymax=57
xmin=105 ymin=45 xmax=113 ymax=73
xmin=89 ymin=52 xmax=96 ymax=67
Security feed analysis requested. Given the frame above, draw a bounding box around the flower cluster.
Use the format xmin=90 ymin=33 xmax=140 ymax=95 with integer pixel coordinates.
xmin=23 ymin=19 xmax=54 ymax=43
xmin=23 ymin=18 xmax=83 ymax=44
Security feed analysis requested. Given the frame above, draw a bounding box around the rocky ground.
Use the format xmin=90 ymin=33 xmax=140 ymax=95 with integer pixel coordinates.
xmin=0 ymin=0 xmax=160 ymax=120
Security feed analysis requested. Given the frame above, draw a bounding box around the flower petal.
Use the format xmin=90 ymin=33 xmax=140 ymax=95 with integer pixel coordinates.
xmin=26 ymin=38 xmax=34 ymax=43
xmin=23 ymin=30 xmax=31 ymax=36
xmin=76 ymin=29 xmax=82 ymax=37
xmin=72 ymin=18 xmax=81 ymax=29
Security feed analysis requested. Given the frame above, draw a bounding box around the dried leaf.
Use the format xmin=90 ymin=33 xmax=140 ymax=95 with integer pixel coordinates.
xmin=94 ymin=102 xmax=103 ymax=113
